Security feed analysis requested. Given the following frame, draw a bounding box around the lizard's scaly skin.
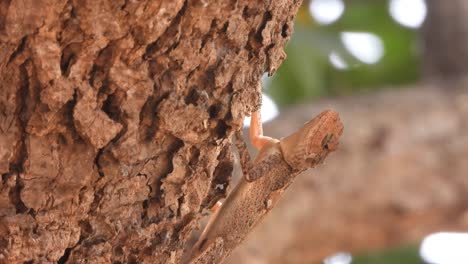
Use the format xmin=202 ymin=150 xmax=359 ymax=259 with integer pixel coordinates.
xmin=187 ymin=110 xmax=343 ymax=264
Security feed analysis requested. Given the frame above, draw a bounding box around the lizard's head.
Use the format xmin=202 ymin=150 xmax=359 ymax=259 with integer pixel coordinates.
xmin=279 ymin=110 xmax=343 ymax=171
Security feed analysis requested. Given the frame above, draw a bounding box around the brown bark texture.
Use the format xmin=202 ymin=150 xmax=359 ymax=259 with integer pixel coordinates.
xmin=227 ymin=82 xmax=468 ymax=264
xmin=0 ymin=0 xmax=302 ymax=263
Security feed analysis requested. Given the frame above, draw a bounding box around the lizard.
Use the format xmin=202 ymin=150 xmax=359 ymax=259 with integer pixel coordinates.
xmin=185 ymin=91 xmax=344 ymax=264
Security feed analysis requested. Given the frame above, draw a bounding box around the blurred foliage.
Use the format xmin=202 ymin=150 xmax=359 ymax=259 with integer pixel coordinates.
xmin=352 ymin=244 xmax=420 ymax=264
xmin=267 ymin=0 xmax=422 ymax=106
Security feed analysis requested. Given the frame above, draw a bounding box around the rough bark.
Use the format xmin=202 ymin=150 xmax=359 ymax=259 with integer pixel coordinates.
xmin=0 ymin=0 xmax=302 ymax=263
xmin=227 ymin=81 xmax=468 ymax=264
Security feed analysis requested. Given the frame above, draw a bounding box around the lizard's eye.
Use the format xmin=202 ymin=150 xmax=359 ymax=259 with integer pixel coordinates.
xmin=321 ymin=133 xmax=333 ymax=150
xmin=306 ymin=153 xmax=325 ymax=166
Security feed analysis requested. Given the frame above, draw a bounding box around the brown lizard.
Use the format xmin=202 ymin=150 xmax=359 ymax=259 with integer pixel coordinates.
xmin=185 ymin=100 xmax=344 ymax=264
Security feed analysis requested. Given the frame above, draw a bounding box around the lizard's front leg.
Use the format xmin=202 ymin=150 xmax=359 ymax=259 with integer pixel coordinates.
xmin=249 ymin=110 xmax=278 ymax=150
xmin=234 ymin=109 xmax=280 ymax=182
xmin=207 ymin=109 xmax=277 ymax=224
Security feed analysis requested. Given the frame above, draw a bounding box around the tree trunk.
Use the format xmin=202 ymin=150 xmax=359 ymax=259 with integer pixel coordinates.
xmin=422 ymin=0 xmax=468 ymax=78
xmin=0 ymin=1 xmax=301 ymax=263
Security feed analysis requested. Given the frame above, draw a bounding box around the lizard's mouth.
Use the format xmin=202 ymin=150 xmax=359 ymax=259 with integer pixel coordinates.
xmin=305 ymin=153 xmax=324 ymax=165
